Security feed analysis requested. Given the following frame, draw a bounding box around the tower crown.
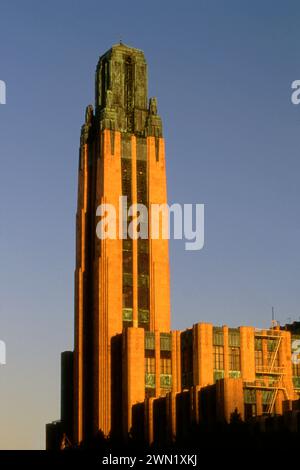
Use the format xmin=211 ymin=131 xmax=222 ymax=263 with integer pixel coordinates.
xmin=94 ymin=43 xmax=161 ymax=136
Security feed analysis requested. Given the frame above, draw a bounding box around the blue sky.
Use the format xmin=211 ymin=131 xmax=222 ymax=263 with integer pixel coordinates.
xmin=0 ymin=0 xmax=300 ymax=449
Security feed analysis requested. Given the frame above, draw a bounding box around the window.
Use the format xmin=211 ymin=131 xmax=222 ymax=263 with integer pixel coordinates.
xmin=213 ymin=328 xmax=224 ymax=346
xmin=138 ymin=239 xmax=149 ymax=253
xmin=145 ymin=356 xmax=155 ymax=374
xmin=293 ymin=377 xmax=300 ymax=389
xmin=292 ymin=362 xmax=300 ymax=377
xmin=138 ymin=274 xmax=149 ymax=288
xmin=136 ymin=160 xmax=147 ymax=205
xmin=229 ymin=347 xmax=241 ymax=371
xmin=121 ymin=158 xmax=132 ymax=204
xmin=123 ymin=273 xmax=133 ymax=287
xmin=267 ymin=339 xmax=276 ymax=352
xmin=181 ymin=331 xmax=193 ymax=388
xmin=292 ymin=335 xmax=300 ymax=381
xmin=138 ymin=237 xmax=149 ymax=328
xmin=122 ymin=237 xmax=133 ymax=324
xmin=244 ymin=389 xmax=256 ymax=404
xmin=125 ymin=57 xmax=134 ymax=132
xmin=138 ymin=286 xmax=149 ymax=309
xmin=145 ymin=332 xmax=155 ymax=350
xmin=160 ymin=333 xmax=171 ymax=352
xmin=138 ymin=309 xmax=149 ymax=325
xmin=145 ymin=355 xmax=155 ymax=389
xmin=122 ymin=285 xmax=133 ymax=308
xmin=255 ymin=350 xmax=263 ymax=367
xmin=123 ymin=239 xmax=133 ymax=252
xmin=213 ymin=345 xmax=224 ymax=370
xmin=267 ymin=351 xmax=279 ymax=367
xmin=214 ymin=370 xmax=224 ymax=382
xmin=262 ymin=390 xmax=273 ymax=405
xmin=138 ymin=252 xmax=149 ymax=274
xmin=229 ymin=329 xmax=240 ymax=347
xmin=160 ymin=358 xmax=171 ymax=375
xmin=123 ymin=251 xmax=132 ymax=274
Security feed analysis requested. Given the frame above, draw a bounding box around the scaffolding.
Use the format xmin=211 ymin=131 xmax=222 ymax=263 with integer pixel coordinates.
xmin=244 ymin=328 xmax=289 ymax=415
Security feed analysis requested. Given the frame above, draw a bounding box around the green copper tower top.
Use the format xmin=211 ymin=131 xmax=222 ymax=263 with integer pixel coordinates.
xmin=92 ymin=43 xmax=163 ymax=136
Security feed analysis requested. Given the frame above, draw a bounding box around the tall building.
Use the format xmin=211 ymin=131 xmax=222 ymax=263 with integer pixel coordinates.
xmin=74 ymin=42 xmax=170 ymax=443
xmin=46 ymin=45 xmax=300 ymax=449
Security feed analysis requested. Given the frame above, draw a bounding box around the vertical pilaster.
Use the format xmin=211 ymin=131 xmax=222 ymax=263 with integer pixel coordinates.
xmin=171 ymin=330 xmax=181 ymax=392
xmin=240 ymin=326 xmax=255 ymax=382
xmin=122 ymin=328 xmax=145 ymax=437
xmin=155 ymin=331 xmax=161 ymax=397
xmin=74 ymin=141 xmax=89 ymax=444
xmin=223 ymin=326 xmax=229 ymax=379
xmin=148 ymin=137 xmax=170 ymax=333
xmin=193 ymin=323 xmax=213 ymax=387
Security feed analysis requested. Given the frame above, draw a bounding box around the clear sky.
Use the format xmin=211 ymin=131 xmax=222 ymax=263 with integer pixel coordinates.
xmin=0 ymin=0 xmax=300 ymax=450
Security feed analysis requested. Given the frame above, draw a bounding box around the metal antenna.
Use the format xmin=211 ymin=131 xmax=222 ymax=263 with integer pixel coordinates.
xmin=271 ymin=306 xmax=277 ymax=327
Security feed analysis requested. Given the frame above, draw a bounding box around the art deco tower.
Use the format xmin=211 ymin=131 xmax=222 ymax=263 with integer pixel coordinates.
xmin=74 ymin=43 xmax=171 ymax=444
